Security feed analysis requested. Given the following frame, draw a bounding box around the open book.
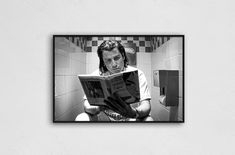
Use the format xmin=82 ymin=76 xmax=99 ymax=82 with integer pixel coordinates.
xmin=78 ymin=70 xmax=140 ymax=106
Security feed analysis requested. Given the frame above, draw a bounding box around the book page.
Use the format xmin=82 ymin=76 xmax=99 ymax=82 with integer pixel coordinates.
xmin=108 ymin=70 xmax=140 ymax=104
xmin=78 ymin=70 xmax=140 ymax=106
xmin=78 ymin=76 xmax=107 ymax=106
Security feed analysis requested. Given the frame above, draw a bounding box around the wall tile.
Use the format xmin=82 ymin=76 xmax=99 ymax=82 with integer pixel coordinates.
xmin=145 ymin=47 xmax=151 ymax=52
xmin=86 ymin=41 xmax=92 ymax=47
xmin=145 ymin=41 xmax=151 ymax=47
xmin=86 ymin=47 xmax=92 ymax=52
xmin=55 ymin=49 xmax=69 ymax=56
xmin=154 ymin=49 xmax=167 ymax=62
xmin=92 ymin=40 xmax=98 ymax=46
xmin=74 ymin=46 xmax=83 ymax=53
xmin=92 ymin=37 xmax=98 ymax=40
xmin=70 ymin=53 xmax=86 ymax=63
xmin=127 ymin=40 xmax=133 ymax=44
xmin=103 ymin=37 xmax=110 ymax=40
xmin=169 ymin=56 xmax=180 ymax=70
xmin=91 ymin=47 xmax=98 ymax=53
xmin=133 ymin=36 xmax=138 ymax=40
xmin=98 ymin=37 xmax=103 ymax=40
xmin=69 ymin=91 xmax=85 ymax=108
xmin=164 ymin=59 xmax=171 ymax=69
xmin=55 ymin=76 xmax=65 ymax=96
xmin=64 ymin=76 xmax=75 ymax=93
xmin=70 ymin=60 xmax=86 ymax=75
xmin=54 ymin=38 xmax=71 ymax=54
xmin=156 ymin=104 xmax=170 ymax=121
xmin=166 ymin=40 xmax=177 ymax=58
xmin=70 ymin=59 xmax=79 ymax=75
xmin=115 ymin=37 xmax=121 ymax=40
xmin=137 ymin=53 xmax=151 ymax=65
xmin=136 ymin=54 xmax=152 ymax=96
xmin=139 ymin=41 xmax=145 ymax=46
xmin=121 ymin=36 xmax=127 ymax=40
xmin=59 ymin=104 xmax=84 ymax=121
xmin=54 ymin=95 xmax=67 ymax=119
xmin=55 ymin=53 xmax=70 ymax=75
xmin=151 ymin=53 xmax=166 ymax=70
xmin=176 ymin=37 xmax=183 ymax=55
xmin=86 ymin=53 xmax=99 ymax=73
xmin=133 ymin=40 xmax=139 ymax=46
xmin=139 ymin=37 xmax=145 ymax=41
xmin=149 ymin=87 xmax=159 ymax=121
xmin=55 ymin=94 xmax=72 ymax=119
xmin=127 ymin=36 xmax=133 ymax=40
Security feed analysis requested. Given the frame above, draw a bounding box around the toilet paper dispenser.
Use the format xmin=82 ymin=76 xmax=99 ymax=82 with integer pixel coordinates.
xmin=154 ymin=70 xmax=179 ymax=106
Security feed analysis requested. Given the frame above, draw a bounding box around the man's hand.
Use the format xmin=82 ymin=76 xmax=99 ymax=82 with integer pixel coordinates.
xmin=104 ymin=92 xmax=136 ymax=118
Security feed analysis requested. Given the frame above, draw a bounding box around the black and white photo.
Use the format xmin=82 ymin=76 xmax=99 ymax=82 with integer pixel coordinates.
xmin=53 ymin=35 xmax=184 ymax=122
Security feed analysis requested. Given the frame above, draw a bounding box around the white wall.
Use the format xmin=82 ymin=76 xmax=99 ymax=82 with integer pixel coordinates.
xmin=1 ymin=0 xmax=235 ymax=155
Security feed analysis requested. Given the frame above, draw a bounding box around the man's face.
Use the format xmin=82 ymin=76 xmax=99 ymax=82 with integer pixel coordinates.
xmin=102 ymin=47 xmax=125 ymax=74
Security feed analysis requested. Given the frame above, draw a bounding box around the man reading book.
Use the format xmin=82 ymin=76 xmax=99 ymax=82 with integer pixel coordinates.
xmin=76 ymin=40 xmax=153 ymax=121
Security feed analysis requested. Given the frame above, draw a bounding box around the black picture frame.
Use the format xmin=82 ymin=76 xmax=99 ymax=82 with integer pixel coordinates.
xmin=53 ymin=35 xmax=184 ymax=123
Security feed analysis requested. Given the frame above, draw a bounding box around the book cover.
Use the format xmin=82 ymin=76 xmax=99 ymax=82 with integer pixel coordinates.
xmin=78 ymin=70 xmax=140 ymax=107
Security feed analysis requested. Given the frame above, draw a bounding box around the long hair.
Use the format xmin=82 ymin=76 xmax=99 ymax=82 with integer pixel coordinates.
xmin=97 ymin=40 xmax=128 ymax=73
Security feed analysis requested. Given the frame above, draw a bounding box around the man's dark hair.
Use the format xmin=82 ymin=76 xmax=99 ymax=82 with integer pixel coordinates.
xmin=97 ymin=40 xmax=128 ymax=73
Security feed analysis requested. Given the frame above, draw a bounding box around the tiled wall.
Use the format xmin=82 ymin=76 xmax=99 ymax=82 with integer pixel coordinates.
xmin=85 ymin=36 xmax=170 ymax=53
xmin=151 ymin=37 xmax=183 ymax=121
xmin=54 ymin=37 xmax=86 ymax=121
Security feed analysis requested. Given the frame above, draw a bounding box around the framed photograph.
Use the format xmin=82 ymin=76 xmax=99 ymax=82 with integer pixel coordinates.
xmin=53 ymin=35 xmax=184 ymax=123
